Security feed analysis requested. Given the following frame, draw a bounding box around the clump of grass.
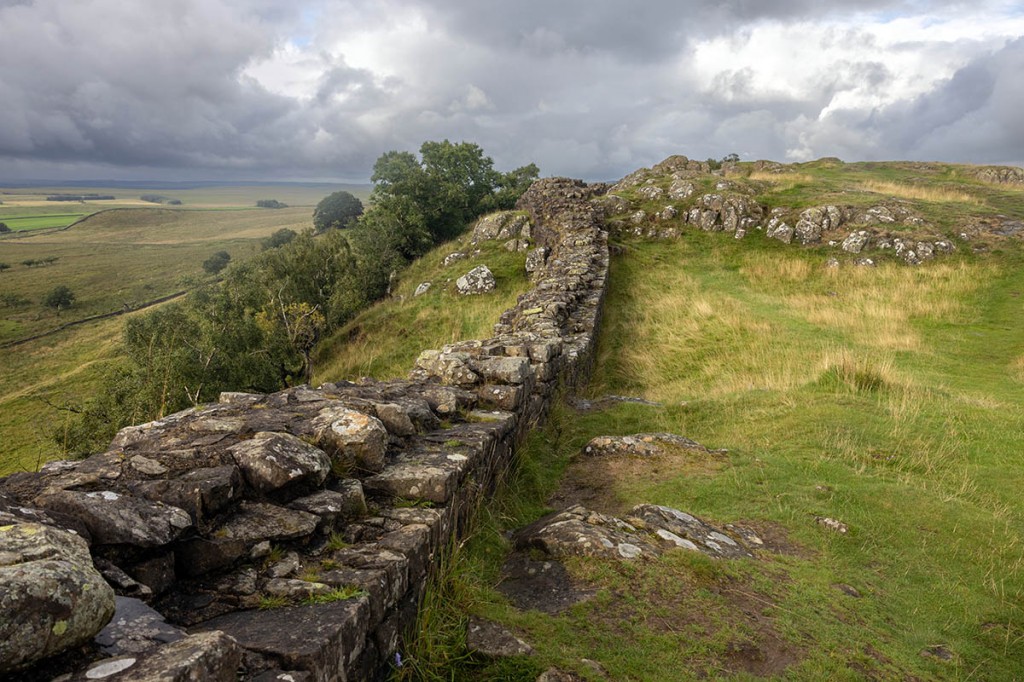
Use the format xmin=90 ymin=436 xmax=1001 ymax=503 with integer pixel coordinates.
xmin=860 ymin=180 xmax=979 ymax=204
xmin=394 ymin=498 xmax=436 ymax=509
xmin=302 ymin=585 xmax=366 ymax=605
xmin=326 ymin=532 xmax=350 ymax=551
xmin=817 ymin=348 xmax=898 ymax=393
xmin=257 ymin=594 xmax=289 ymax=610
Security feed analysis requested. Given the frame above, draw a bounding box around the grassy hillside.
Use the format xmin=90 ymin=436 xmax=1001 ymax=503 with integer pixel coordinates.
xmin=390 ymin=161 xmax=1024 ymax=680
xmin=314 ymin=231 xmax=531 ymax=383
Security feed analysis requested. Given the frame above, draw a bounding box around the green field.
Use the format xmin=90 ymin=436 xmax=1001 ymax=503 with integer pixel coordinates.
xmin=0 ymin=184 xmax=358 ymax=473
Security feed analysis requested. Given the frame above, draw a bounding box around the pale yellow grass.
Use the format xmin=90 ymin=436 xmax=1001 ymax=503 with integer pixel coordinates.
xmin=747 ymin=171 xmax=815 ymax=186
xmin=1011 ymin=355 xmax=1024 ymax=382
xmin=745 ymin=254 xmax=985 ymax=352
xmin=613 ymin=276 xmax=827 ymax=401
xmin=860 ymin=180 xmax=979 ymax=204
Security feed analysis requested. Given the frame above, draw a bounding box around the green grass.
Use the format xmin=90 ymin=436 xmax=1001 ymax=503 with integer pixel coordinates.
xmin=0 ymin=213 xmax=90 ymax=231
xmin=397 ymin=225 xmax=1024 ymax=679
xmin=314 ymin=233 xmax=530 ymax=383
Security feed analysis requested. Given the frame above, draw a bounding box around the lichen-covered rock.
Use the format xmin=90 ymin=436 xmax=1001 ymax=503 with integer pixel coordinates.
xmin=79 ymin=630 xmax=242 ymax=682
xmin=414 ymin=350 xmax=481 ymax=387
xmin=456 ymin=265 xmax=496 ymax=295
xmin=472 ymin=211 xmax=530 ymax=242
xmin=582 ymin=433 xmax=718 ymax=457
xmin=289 ymin=485 xmax=367 ymax=528
xmin=841 ymin=230 xmax=871 ymax=253
xmin=513 ymin=505 xmax=659 ymax=560
xmin=0 ymin=522 xmax=115 ymax=673
xmin=33 ymin=489 xmax=192 ymax=548
xmin=312 ymin=406 xmax=389 ymax=473
xmin=627 ymin=504 xmax=754 ymax=558
xmin=795 ymin=205 xmax=845 ymax=244
xmin=525 ymin=246 xmax=548 ymax=275
xmin=228 ymin=432 xmax=330 ymax=496
xmin=442 ymin=252 xmax=466 ymax=267
xmin=413 ymin=282 xmax=431 ymax=297
xmin=765 ymin=216 xmax=794 ymax=243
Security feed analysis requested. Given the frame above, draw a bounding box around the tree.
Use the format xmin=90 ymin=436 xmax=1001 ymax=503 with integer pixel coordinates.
xmin=313 ymin=191 xmax=363 ymax=232
xmin=43 ymin=285 xmax=75 ymax=314
xmin=202 ymin=250 xmax=231 ymax=274
xmin=0 ymin=222 xmax=10 ymax=233
xmin=261 ymin=228 xmax=297 ymax=250
xmin=493 ymin=163 xmax=541 ymax=210
xmin=256 ymin=199 xmax=287 ymax=209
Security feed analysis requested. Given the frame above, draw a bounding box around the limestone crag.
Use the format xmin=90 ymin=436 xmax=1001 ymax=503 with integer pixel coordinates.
xmin=0 ymin=177 xmax=609 ymax=681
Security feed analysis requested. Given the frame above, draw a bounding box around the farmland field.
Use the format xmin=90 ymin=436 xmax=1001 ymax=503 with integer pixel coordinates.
xmin=0 ymin=183 xmax=368 ymax=474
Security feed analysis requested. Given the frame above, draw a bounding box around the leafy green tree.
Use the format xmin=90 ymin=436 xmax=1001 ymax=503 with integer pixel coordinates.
xmin=313 ymin=191 xmax=364 ymax=232
xmin=202 ymin=250 xmax=231 ymax=274
xmin=0 ymin=222 xmax=10 ymax=233
xmin=494 ymin=163 xmax=541 ymax=210
xmin=261 ymin=228 xmax=297 ymax=250
xmin=256 ymin=199 xmax=288 ymax=209
xmin=43 ymin=285 xmax=75 ymax=313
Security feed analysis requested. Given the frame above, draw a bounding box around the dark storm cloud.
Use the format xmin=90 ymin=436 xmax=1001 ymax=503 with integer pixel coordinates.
xmin=0 ymin=0 xmax=1020 ymax=181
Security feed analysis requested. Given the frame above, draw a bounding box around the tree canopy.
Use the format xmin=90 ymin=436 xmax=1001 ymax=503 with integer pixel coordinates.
xmin=43 ymin=285 xmax=75 ymax=312
xmin=313 ymin=191 xmax=364 ymax=232
xmin=202 ymin=250 xmax=231 ymax=274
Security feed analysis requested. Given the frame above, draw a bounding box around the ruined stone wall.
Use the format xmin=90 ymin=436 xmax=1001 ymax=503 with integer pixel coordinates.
xmin=0 ymin=177 xmax=609 ymax=681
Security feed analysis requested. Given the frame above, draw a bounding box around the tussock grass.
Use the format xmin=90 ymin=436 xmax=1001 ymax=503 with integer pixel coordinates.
xmin=860 ymin=180 xmax=979 ymax=204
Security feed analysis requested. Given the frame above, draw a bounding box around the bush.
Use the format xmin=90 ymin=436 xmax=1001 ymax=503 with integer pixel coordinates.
xmin=43 ymin=285 xmax=75 ymax=312
xmin=257 ymin=199 xmax=288 ymax=209
xmin=261 ymin=228 xmax=298 ymax=250
xmin=202 ymin=250 xmax=231 ymax=274
xmin=0 ymin=222 xmax=10 ymax=233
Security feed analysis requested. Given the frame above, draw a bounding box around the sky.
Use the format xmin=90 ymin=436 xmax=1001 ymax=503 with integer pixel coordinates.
xmin=1 ymin=0 xmax=1022 ymax=183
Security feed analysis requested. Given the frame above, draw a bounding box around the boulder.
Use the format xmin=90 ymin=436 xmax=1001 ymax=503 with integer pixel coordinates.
xmin=841 ymin=230 xmax=871 ymax=253
xmin=0 ymin=522 xmax=115 ymax=673
xmin=627 ymin=505 xmax=754 ymax=558
xmin=513 ymin=505 xmax=658 ymax=560
xmin=413 ymin=282 xmax=431 ymax=297
xmin=312 ymin=406 xmax=389 ymax=473
xmin=466 ymin=616 xmax=534 ymax=658
xmin=456 ymin=265 xmax=496 ymax=295
xmin=228 ymin=432 xmax=330 ymax=496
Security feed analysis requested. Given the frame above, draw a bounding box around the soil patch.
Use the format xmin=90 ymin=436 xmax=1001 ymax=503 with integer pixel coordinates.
xmin=496 ymin=552 xmax=597 ymax=614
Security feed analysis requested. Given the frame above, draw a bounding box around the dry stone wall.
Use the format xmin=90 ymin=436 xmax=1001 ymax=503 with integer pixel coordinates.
xmin=0 ymin=177 xmax=609 ymax=681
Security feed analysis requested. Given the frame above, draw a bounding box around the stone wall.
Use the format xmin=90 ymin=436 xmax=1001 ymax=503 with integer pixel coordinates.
xmin=0 ymin=177 xmax=609 ymax=681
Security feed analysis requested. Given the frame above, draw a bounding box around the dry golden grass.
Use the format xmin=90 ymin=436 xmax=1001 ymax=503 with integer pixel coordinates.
xmin=743 ymin=254 xmax=985 ymax=352
xmin=747 ymin=171 xmax=816 ymax=185
xmin=860 ymin=180 xmax=979 ymax=204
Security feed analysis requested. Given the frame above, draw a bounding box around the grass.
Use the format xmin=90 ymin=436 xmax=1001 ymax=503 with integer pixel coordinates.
xmin=396 ymin=224 xmax=1024 ymax=679
xmin=859 ymin=180 xmax=980 ymax=205
xmin=313 ymin=233 xmax=530 ymax=383
xmin=0 ymin=213 xmax=90 ymax=231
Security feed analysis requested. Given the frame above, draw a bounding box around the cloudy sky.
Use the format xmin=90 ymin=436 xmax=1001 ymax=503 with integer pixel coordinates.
xmin=1 ymin=0 xmax=1022 ymax=182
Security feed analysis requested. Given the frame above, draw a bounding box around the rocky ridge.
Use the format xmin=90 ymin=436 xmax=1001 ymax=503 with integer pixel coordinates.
xmin=601 ymin=155 xmax=1024 ymax=266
